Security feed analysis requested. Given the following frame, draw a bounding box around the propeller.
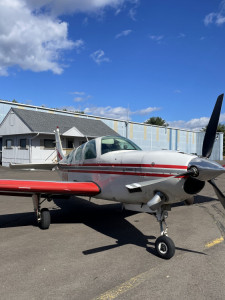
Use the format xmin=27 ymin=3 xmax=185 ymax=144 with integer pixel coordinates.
xmin=199 ymin=94 xmax=225 ymax=209
xmin=208 ymin=179 xmax=225 ymax=209
xmin=202 ymin=94 xmax=224 ymax=158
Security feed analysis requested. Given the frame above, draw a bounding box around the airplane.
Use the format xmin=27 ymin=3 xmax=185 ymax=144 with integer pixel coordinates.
xmin=1 ymin=94 xmax=225 ymax=259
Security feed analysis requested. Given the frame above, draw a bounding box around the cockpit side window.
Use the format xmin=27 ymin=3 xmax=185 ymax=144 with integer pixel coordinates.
xmin=84 ymin=140 xmax=97 ymax=159
xmin=67 ymin=149 xmax=75 ymax=164
xmin=75 ymin=143 xmax=85 ymax=161
xmin=101 ymin=137 xmax=141 ymax=155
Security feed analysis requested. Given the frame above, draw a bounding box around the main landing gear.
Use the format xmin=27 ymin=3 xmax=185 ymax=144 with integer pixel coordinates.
xmin=154 ymin=206 xmax=175 ymax=259
xmin=32 ymin=194 xmax=51 ymax=230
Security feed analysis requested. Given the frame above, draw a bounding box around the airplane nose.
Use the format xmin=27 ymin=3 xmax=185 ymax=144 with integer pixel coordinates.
xmin=188 ymin=157 xmax=225 ymax=181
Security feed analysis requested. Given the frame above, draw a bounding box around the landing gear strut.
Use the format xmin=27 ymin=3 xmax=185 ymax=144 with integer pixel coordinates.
xmin=155 ymin=206 xmax=175 ymax=259
xmin=32 ymin=194 xmax=51 ymax=230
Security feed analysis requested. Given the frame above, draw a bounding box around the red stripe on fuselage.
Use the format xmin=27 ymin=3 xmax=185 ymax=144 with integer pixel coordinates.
xmin=59 ymin=163 xmax=187 ymax=178
xmin=60 ymin=163 xmax=187 ymax=169
xmin=65 ymin=169 xmax=186 ymax=178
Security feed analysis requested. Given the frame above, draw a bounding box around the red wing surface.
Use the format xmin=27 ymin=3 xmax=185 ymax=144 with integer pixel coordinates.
xmin=0 ymin=180 xmax=100 ymax=197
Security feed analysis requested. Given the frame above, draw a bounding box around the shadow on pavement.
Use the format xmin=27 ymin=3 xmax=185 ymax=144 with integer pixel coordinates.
xmin=0 ymin=196 xmax=208 ymax=258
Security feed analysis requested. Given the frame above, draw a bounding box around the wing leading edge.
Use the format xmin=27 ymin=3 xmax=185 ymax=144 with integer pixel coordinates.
xmin=0 ymin=179 xmax=100 ymax=197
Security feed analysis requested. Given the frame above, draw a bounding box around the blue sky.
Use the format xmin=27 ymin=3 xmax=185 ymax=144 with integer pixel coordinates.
xmin=0 ymin=0 xmax=225 ymax=130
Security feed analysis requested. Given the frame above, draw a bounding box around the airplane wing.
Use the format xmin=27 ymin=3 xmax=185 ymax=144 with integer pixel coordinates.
xmin=0 ymin=179 xmax=100 ymax=197
xmin=10 ymin=163 xmax=58 ymax=170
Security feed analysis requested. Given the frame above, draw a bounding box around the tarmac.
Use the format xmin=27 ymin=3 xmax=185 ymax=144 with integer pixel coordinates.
xmin=1 ymin=165 xmax=225 ymax=299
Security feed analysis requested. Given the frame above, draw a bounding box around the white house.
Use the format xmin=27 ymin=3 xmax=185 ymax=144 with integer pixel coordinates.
xmin=0 ymin=108 xmax=118 ymax=166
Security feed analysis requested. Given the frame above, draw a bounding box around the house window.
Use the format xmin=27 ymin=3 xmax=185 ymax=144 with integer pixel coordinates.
xmin=67 ymin=139 xmax=74 ymax=149
xmin=44 ymin=139 xmax=55 ymax=149
xmin=6 ymin=139 xmax=13 ymax=149
xmin=20 ymin=139 xmax=27 ymax=149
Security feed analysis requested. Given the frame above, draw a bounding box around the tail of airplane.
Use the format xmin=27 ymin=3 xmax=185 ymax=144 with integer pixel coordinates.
xmin=54 ymin=127 xmax=65 ymax=161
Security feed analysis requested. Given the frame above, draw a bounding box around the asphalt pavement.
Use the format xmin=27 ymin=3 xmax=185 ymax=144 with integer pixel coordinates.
xmin=0 ymin=166 xmax=225 ymax=300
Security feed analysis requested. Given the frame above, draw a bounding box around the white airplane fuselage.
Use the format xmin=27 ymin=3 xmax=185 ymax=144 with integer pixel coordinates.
xmin=58 ymin=136 xmax=198 ymax=205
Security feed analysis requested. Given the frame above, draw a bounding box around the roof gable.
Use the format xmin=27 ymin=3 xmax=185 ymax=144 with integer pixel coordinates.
xmin=0 ymin=110 xmax=32 ymax=135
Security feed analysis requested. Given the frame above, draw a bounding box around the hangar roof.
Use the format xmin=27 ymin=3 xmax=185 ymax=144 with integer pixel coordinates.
xmin=9 ymin=108 xmax=119 ymax=137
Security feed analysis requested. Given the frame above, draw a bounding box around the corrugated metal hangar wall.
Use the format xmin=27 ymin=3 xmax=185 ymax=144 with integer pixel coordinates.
xmin=0 ymin=99 xmax=223 ymax=161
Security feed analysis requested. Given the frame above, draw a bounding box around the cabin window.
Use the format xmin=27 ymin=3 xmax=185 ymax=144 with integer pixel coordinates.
xmin=84 ymin=140 xmax=97 ymax=160
xmin=75 ymin=143 xmax=85 ymax=161
xmin=44 ymin=139 xmax=55 ymax=149
xmin=20 ymin=139 xmax=27 ymax=149
xmin=101 ymin=137 xmax=142 ymax=155
xmin=67 ymin=149 xmax=75 ymax=164
xmin=6 ymin=139 xmax=13 ymax=149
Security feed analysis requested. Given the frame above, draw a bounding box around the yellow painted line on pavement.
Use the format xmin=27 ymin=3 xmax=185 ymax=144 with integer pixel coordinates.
xmin=205 ymin=237 xmax=224 ymax=248
xmin=94 ymin=238 xmax=224 ymax=300
xmin=93 ymin=269 xmax=154 ymax=300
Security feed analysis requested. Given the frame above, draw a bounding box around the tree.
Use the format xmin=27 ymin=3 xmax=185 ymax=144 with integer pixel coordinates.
xmin=145 ymin=116 xmax=168 ymax=127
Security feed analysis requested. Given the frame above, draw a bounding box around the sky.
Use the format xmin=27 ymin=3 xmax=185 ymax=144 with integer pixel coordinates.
xmin=0 ymin=0 xmax=225 ymax=131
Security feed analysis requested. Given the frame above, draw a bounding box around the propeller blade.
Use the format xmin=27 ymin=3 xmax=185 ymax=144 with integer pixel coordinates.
xmin=202 ymin=94 xmax=224 ymax=158
xmin=208 ymin=179 xmax=225 ymax=209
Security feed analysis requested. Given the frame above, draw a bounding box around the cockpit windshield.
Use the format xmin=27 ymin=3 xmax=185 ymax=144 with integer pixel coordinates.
xmin=101 ymin=136 xmax=142 ymax=155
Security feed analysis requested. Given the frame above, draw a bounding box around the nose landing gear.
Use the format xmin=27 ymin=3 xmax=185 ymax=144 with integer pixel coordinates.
xmin=155 ymin=206 xmax=175 ymax=259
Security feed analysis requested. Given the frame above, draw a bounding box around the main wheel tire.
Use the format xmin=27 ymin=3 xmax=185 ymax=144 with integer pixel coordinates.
xmin=39 ymin=208 xmax=51 ymax=230
xmin=155 ymin=235 xmax=175 ymax=259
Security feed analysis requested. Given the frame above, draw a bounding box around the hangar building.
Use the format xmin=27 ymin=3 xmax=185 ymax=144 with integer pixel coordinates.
xmin=0 ymin=99 xmax=223 ymax=166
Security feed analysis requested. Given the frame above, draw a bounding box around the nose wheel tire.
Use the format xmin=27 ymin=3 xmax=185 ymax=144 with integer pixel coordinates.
xmin=155 ymin=235 xmax=175 ymax=259
xmin=39 ymin=208 xmax=51 ymax=230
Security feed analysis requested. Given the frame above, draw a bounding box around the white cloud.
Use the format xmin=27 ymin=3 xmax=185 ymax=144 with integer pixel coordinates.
xmin=204 ymin=1 xmax=225 ymax=26
xmin=149 ymin=35 xmax=164 ymax=43
xmin=75 ymin=95 xmax=91 ymax=102
xmin=55 ymin=103 xmax=160 ymax=120
xmin=169 ymin=117 xmax=210 ymax=131
xmin=72 ymin=91 xmax=85 ymax=96
xmin=204 ymin=13 xmax=216 ymax=26
xmin=115 ymin=8 xmax=122 ymax=15
xmin=70 ymin=91 xmax=91 ymax=102
xmin=174 ymin=89 xmax=182 ymax=94
xmin=115 ymin=29 xmax=132 ymax=39
xmin=0 ymin=0 xmax=137 ymax=76
xmin=178 ymin=33 xmax=186 ymax=38
xmin=169 ymin=113 xmax=225 ymax=131
xmin=25 ymin=0 xmax=137 ymax=16
xmin=133 ymin=107 xmax=160 ymax=116
xmin=74 ymin=97 xmax=84 ymax=102
xmin=90 ymin=49 xmax=110 ymax=64
xmin=0 ymin=0 xmax=75 ymax=75
xmin=73 ymin=39 xmax=85 ymax=53
xmin=204 ymin=12 xmax=225 ymax=26
xmin=84 ymin=105 xmax=160 ymax=119
xmin=84 ymin=106 xmax=128 ymax=119
xmin=128 ymin=8 xmax=137 ymax=21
